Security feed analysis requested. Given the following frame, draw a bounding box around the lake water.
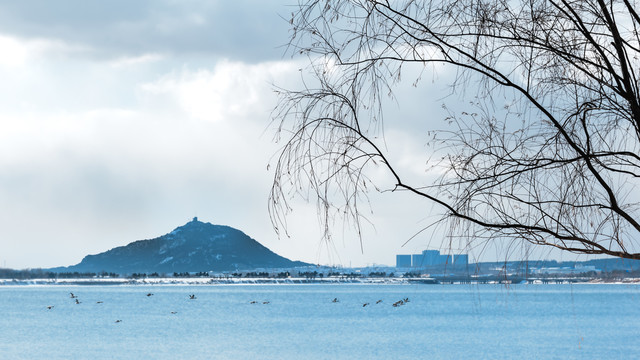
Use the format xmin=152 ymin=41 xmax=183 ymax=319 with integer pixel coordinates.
xmin=1 ymin=284 xmax=638 ymax=359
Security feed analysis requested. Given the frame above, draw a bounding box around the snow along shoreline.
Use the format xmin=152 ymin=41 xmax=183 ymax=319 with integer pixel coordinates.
xmin=1 ymin=277 xmax=638 ymax=286
xmin=0 ymin=277 xmax=414 ymax=286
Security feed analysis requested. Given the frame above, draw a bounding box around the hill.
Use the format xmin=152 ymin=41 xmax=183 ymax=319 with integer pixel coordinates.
xmin=53 ymin=218 xmax=309 ymax=274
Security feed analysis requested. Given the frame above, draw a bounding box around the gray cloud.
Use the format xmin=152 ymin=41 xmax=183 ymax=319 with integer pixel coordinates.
xmin=0 ymin=0 xmax=293 ymax=62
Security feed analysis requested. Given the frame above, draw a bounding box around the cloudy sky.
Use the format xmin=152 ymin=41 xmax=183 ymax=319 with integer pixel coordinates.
xmin=1 ymin=1 xmax=551 ymax=270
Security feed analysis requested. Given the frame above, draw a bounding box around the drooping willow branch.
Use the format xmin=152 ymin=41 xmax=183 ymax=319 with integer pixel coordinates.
xmin=271 ymin=0 xmax=640 ymax=260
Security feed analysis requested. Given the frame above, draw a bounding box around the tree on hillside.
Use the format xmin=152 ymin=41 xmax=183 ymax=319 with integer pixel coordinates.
xmin=270 ymin=0 xmax=640 ymax=260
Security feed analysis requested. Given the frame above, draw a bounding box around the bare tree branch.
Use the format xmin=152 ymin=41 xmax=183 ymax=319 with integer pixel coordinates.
xmin=271 ymin=0 xmax=640 ymax=260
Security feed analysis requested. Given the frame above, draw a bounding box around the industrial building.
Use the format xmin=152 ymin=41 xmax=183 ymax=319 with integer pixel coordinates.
xmin=396 ymin=250 xmax=468 ymax=268
xmin=395 ymin=255 xmax=412 ymax=267
xmin=453 ymin=254 xmax=469 ymax=267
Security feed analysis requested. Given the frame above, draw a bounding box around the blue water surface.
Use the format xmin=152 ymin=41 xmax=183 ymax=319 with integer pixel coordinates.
xmin=0 ymin=284 xmax=638 ymax=359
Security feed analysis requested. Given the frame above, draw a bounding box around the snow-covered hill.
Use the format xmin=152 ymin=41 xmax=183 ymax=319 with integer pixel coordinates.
xmin=53 ymin=218 xmax=308 ymax=274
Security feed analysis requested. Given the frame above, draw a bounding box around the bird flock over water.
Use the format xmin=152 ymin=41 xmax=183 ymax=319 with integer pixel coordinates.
xmin=44 ymin=291 xmax=202 ymax=323
xmin=46 ymin=292 xmax=412 ymax=323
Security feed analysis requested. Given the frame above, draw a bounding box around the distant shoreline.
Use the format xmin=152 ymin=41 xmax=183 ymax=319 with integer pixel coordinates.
xmin=1 ymin=277 xmax=639 ymax=286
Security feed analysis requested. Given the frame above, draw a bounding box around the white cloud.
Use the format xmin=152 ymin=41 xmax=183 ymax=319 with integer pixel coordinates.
xmin=0 ymin=54 xmax=314 ymax=269
xmin=108 ymin=53 xmax=164 ymax=68
xmin=140 ymin=59 xmax=301 ymax=122
xmin=0 ymin=2 xmax=334 ymax=269
xmin=0 ymin=33 xmax=88 ymax=68
xmin=0 ymin=35 xmax=29 ymax=67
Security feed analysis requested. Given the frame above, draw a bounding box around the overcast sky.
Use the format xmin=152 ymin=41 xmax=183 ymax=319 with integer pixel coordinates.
xmin=0 ymin=1 xmax=566 ymax=270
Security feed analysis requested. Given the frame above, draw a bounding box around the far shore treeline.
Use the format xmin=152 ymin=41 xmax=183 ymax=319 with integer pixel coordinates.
xmin=2 ymin=257 xmax=640 ymax=281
